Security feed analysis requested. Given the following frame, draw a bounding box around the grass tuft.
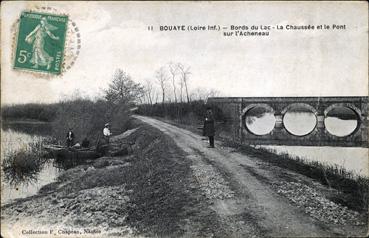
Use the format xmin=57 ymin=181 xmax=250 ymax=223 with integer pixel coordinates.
xmin=2 ymin=140 xmax=49 ymax=185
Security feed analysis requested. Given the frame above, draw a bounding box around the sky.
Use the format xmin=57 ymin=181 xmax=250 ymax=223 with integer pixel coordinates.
xmin=1 ymin=1 xmax=368 ymax=104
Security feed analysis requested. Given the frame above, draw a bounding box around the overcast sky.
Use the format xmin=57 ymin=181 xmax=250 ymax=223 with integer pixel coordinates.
xmin=1 ymin=1 xmax=368 ymax=104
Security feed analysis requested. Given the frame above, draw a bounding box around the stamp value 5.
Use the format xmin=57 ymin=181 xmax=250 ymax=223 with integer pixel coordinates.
xmin=14 ymin=11 xmax=68 ymax=75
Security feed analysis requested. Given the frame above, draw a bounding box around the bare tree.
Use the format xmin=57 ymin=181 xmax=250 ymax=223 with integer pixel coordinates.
xmin=190 ymin=87 xmax=221 ymax=102
xmin=155 ymin=66 xmax=169 ymax=104
xmin=144 ymin=79 xmax=154 ymax=105
xmin=105 ymin=69 xmax=145 ymax=106
xmin=179 ymin=76 xmax=184 ymax=102
xmin=177 ymin=63 xmax=191 ymax=103
xmin=154 ymin=91 xmax=159 ymax=104
xmin=206 ymin=88 xmax=221 ymax=101
xmin=168 ymin=62 xmax=178 ymax=103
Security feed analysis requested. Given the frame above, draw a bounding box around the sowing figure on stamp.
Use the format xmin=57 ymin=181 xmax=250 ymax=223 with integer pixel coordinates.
xmin=25 ymin=17 xmax=59 ymax=70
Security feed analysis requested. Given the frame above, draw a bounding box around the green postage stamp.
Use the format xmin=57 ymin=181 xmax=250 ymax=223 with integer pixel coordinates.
xmin=14 ymin=11 xmax=68 ymax=75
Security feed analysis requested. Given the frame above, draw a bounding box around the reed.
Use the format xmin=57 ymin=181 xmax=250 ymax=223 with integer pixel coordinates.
xmin=2 ymin=140 xmax=49 ymax=185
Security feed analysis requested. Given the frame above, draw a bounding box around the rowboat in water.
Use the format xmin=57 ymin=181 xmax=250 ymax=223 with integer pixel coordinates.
xmin=43 ymin=144 xmax=101 ymax=160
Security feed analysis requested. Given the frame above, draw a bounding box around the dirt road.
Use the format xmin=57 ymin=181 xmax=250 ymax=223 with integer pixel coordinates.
xmin=134 ymin=115 xmax=365 ymax=237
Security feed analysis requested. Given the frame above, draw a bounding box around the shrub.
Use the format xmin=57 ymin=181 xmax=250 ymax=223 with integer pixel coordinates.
xmin=1 ymin=103 xmax=58 ymax=122
xmin=51 ymin=99 xmax=131 ymax=146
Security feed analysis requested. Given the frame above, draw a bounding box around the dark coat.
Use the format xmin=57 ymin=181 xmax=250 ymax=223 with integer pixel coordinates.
xmin=203 ymin=114 xmax=215 ymax=136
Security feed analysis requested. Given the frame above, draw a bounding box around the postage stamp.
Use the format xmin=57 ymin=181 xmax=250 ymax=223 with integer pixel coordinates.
xmin=13 ymin=11 xmax=68 ymax=75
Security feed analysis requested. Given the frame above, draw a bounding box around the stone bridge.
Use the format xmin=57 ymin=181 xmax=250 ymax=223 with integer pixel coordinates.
xmin=207 ymin=97 xmax=368 ymax=147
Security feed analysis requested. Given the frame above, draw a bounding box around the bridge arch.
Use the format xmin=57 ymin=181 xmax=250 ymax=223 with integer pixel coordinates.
xmin=323 ymin=103 xmax=362 ymax=121
xmin=281 ymin=103 xmax=318 ymax=137
xmin=323 ymin=103 xmax=362 ymax=138
xmin=281 ymin=103 xmax=318 ymax=116
xmin=241 ymin=104 xmax=276 ymax=136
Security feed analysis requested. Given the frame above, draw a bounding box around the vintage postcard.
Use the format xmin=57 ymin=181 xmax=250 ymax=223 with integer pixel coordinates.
xmin=1 ymin=1 xmax=368 ymax=238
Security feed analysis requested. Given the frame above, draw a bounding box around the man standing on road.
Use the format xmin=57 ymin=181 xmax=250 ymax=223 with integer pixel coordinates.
xmin=203 ymin=107 xmax=215 ymax=148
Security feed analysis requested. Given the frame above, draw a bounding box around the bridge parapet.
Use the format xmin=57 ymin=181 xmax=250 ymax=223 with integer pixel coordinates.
xmin=207 ymin=97 xmax=368 ymax=147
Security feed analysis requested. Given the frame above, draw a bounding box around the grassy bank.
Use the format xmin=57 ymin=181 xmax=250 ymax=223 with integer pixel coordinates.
xmin=1 ymin=121 xmax=223 ymax=237
xmin=224 ymin=141 xmax=369 ymax=213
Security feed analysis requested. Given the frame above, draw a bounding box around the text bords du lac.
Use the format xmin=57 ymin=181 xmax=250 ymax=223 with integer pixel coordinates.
xmin=158 ymin=24 xmax=346 ymax=32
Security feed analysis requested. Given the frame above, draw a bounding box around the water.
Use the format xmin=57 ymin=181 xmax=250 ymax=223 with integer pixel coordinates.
xmin=261 ymin=145 xmax=368 ymax=177
xmin=325 ymin=117 xmax=358 ymax=137
xmin=325 ymin=106 xmax=359 ymax=137
xmin=245 ymin=107 xmax=275 ymax=135
xmin=284 ymin=112 xmax=316 ymax=136
xmin=245 ymin=109 xmax=368 ymax=177
xmin=1 ymin=128 xmax=61 ymax=205
xmin=2 ymin=121 xmax=52 ymax=137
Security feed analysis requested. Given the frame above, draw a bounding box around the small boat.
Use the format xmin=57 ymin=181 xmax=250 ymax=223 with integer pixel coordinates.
xmin=43 ymin=144 xmax=101 ymax=160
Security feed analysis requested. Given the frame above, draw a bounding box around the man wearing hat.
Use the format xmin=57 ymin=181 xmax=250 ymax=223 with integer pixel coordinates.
xmin=103 ymin=123 xmax=112 ymax=143
xmin=203 ymin=107 xmax=215 ymax=148
xmin=66 ymin=128 xmax=75 ymax=147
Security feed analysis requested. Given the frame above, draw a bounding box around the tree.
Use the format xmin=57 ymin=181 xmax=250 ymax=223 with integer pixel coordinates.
xmin=155 ymin=66 xmax=169 ymax=104
xmin=178 ymin=71 xmax=185 ymax=102
xmin=104 ymin=69 xmax=145 ymax=106
xmin=154 ymin=91 xmax=159 ymax=104
xmin=144 ymin=78 xmax=154 ymax=105
xmin=190 ymin=87 xmax=221 ymax=102
xmin=168 ymin=62 xmax=178 ymax=103
xmin=103 ymin=69 xmax=144 ymax=134
xmin=177 ymin=63 xmax=191 ymax=103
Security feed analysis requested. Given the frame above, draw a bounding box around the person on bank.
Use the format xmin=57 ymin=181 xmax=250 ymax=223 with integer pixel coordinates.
xmin=66 ymin=128 xmax=74 ymax=147
xmin=203 ymin=107 xmax=215 ymax=148
xmin=103 ymin=123 xmax=112 ymax=143
xmin=82 ymin=137 xmax=90 ymax=148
